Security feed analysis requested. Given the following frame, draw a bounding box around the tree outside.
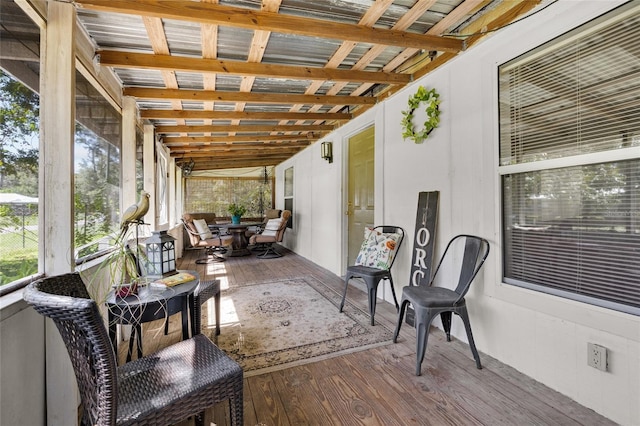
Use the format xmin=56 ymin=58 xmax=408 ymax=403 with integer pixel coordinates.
xmin=0 ymin=69 xmax=39 ymax=285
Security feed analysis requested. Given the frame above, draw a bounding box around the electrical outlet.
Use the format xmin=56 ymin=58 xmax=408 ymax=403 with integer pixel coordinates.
xmin=587 ymin=343 xmax=608 ymax=371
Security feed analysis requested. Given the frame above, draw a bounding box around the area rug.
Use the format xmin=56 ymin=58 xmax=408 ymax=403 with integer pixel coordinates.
xmin=209 ymin=277 xmax=393 ymax=376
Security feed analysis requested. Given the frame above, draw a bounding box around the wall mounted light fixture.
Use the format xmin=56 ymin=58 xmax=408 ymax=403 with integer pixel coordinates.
xmin=321 ymin=141 xmax=333 ymax=163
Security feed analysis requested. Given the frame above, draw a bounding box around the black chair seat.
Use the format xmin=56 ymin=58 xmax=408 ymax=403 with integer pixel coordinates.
xmin=117 ymin=334 xmax=241 ymax=425
xmin=345 ymin=265 xmax=391 ymax=278
xmin=401 ymin=286 xmax=464 ymax=308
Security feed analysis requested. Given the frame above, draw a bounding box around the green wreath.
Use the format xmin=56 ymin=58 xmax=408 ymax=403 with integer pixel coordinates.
xmin=401 ymin=86 xmax=441 ymax=144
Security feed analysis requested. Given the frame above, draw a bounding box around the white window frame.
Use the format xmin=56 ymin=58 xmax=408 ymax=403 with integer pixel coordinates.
xmin=497 ymin=5 xmax=640 ymax=316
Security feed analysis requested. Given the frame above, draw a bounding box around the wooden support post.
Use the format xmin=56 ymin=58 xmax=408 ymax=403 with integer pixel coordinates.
xmin=41 ymin=2 xmax=77 ymax=424
xmin=143 ymin=124 xmax=157 ymax=229
xmin=122 ymin=96 xmax=138 ymax=216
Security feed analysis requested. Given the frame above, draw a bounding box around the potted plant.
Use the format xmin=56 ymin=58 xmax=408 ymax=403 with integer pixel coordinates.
xmin=227 ymin=203 xmax=247 ymax=224
xmin=80 ymin=237 xmax=145 ymax=306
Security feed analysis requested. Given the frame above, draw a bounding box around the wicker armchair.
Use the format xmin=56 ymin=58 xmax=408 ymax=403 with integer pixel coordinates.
xmin=23 ymin=273 xmax=243 ymax=426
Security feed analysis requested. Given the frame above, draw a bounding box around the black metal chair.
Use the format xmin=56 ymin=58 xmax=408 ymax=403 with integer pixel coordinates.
xmin=191 ymin=279 xmax=221 ymax=337
xmin=394 ymin=234 xmax=490 ymax=376
xmin=23 ymin=273 xmax=243 ymax=426
xmin=339 ymin=225 xmax=405 ymax=325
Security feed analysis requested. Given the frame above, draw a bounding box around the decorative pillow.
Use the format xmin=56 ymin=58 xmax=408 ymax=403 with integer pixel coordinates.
xmin=354 ymin=227 xmax=401 ymax=270
xmin=192 ymin=218 xmax=213 ymax=240
xmin=261 ymin=218 xmax=282 ymax=237
xmin=265 ymin=208 xmax=281 ymax=219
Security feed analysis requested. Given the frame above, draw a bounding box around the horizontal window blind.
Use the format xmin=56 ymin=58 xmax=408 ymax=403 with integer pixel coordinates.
xmin=499 ymin=11 xmax=640 ymax=166
xmin=499 ymin=5 xmax=640 ymax=315
xmin=502 ymin=160 xmax=640 ymax=312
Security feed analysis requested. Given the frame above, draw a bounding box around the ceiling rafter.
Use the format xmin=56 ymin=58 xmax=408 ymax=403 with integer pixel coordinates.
xmin=323 ymin=0 xmax=489 ymax=119
xmin=170 ymin=143 xmax=310 ymax=154
xmin=297 ymin=0 xmax=439 ymax=125
xmin=123 ymin=87 xmax=376 ymax=105
xmin=156 ymin=124 xmax=334 ymax=134
xmin=141 ymin=15 xmax=186 ymax=128
xmin=75 ymin=0 xmax=464 ymax=52
xmin=200 ymin=0 xmax=219 ymax=133
xmin=98 ymin=50 xmax=412 ymax=84
xmin=282 ymin=0 xmax=399 ymax=127
xmin=67 ymin=0 xmax=544 ymax=170
xmin=171 ymin=147 xmax=306 ymax=157
xmin=140 ymin=110 xmax=352 ymax=121
xmin=229 ymin=0 xmax=284 ymax=137
xmin=163 ymin=134 xmax=321 ymax=145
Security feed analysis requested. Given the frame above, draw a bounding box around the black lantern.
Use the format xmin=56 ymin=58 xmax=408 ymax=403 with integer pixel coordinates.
xmin=321 ymin=141 xmax=333 ymax=163
xmin=145 ymin=230 xmax=177 ymax=278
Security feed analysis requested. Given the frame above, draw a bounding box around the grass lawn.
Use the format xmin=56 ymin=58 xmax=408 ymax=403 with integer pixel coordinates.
xmin=0 ymin=230 xmax=38 ymax=285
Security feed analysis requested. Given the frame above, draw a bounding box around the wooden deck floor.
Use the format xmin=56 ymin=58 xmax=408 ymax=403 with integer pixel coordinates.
xmin=130 ymin=246 xmax=613 ymax=426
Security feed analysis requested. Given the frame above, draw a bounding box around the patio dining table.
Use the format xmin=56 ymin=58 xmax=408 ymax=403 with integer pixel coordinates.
xmin=215 ymin=221 xmax=263 ymax=256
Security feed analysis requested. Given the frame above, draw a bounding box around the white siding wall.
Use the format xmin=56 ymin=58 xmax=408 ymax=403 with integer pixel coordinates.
xmin=276 ymin=1 xmax=640 ymax=424
xmin=0 ymin=298 xmax=45 ymax=425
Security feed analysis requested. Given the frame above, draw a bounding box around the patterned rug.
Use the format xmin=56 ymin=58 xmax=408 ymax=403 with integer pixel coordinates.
xmin=207 ymin=277 xmax=393 ymax=376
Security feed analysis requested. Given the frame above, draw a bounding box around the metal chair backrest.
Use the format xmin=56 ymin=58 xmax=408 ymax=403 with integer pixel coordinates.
xmin=429 ymin=234 xmax=490 ymax=304
xmin=372 ymin=225 xmax=405 ymax=271
xmin=23 ymin=273 xmax=117 ymax=425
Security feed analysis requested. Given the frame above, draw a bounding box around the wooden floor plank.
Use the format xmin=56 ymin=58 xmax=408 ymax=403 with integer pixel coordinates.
xmin=132 ymin=245 xmax=613 ymax=426
xmin=246 ymin=373 xmax=292 ymax=425
xmin=269 ymin=366 xmax=340 ymax=425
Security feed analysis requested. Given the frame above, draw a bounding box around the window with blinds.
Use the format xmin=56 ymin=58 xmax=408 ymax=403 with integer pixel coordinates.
xmin=498 ymin=5 xmax=640 ymax=315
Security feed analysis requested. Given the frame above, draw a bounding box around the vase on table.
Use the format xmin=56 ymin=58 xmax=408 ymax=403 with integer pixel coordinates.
xmin=232 ymin=215 xmax=241 ymax=224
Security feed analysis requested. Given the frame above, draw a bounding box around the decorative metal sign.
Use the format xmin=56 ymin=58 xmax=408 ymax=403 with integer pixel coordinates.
xmin=406 ymin=191 xmax=439 ymax=326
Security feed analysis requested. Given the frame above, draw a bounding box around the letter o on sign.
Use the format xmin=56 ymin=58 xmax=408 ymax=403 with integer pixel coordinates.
xmin=415 ymin=228 xmax=430 ymax=247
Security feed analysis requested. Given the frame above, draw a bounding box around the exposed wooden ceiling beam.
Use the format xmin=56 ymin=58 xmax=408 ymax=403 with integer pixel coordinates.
xmin=156 ymin=124 xmax=333 ymax=134
xmin=413 ymin=0 xmax=541 ymax=80
xmin=171 ymin=148 xmax=305 ymax=157
xmin=200 ymin=0 xmax=219 ymax=129
xmin=123 ymin=87 xmax=376 ymax=105
xmin=192 ymin=156 xmax=297 ymax=163
xmin=99 ymin=50 xmax=412 ymax=84
xmin=76 ymin=0 xmax=464 ymax=52
xmin=140 ymin=110 xmax=352 ymax=121
xmin=290 ymin=0 xmax=437 ymax=125
xmin=163 ymin=134 xmax=320 ymax=145
xmin=141 ymin=15 xmax=186 ymax=126
xmin=192 ymin=159 xmax=288 ymax=170
xmin=232 ymin=0 xmax=284 ymax=133
xmin=170 ymin=140 xmax=311 ymax=149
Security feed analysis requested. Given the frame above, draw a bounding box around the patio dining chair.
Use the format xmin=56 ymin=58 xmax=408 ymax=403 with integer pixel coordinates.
xmin=23 ymin=273 xmax=243 ymax=426
xmin=394 ymin=234 xmax=490 ymax=376
xmin=182 ymin=215 xmax=232 ymax=264
xmin=339 ymin=225 xmax=405 ymax=325
xmin=248 ymin=209 xmax=291 ymax=258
